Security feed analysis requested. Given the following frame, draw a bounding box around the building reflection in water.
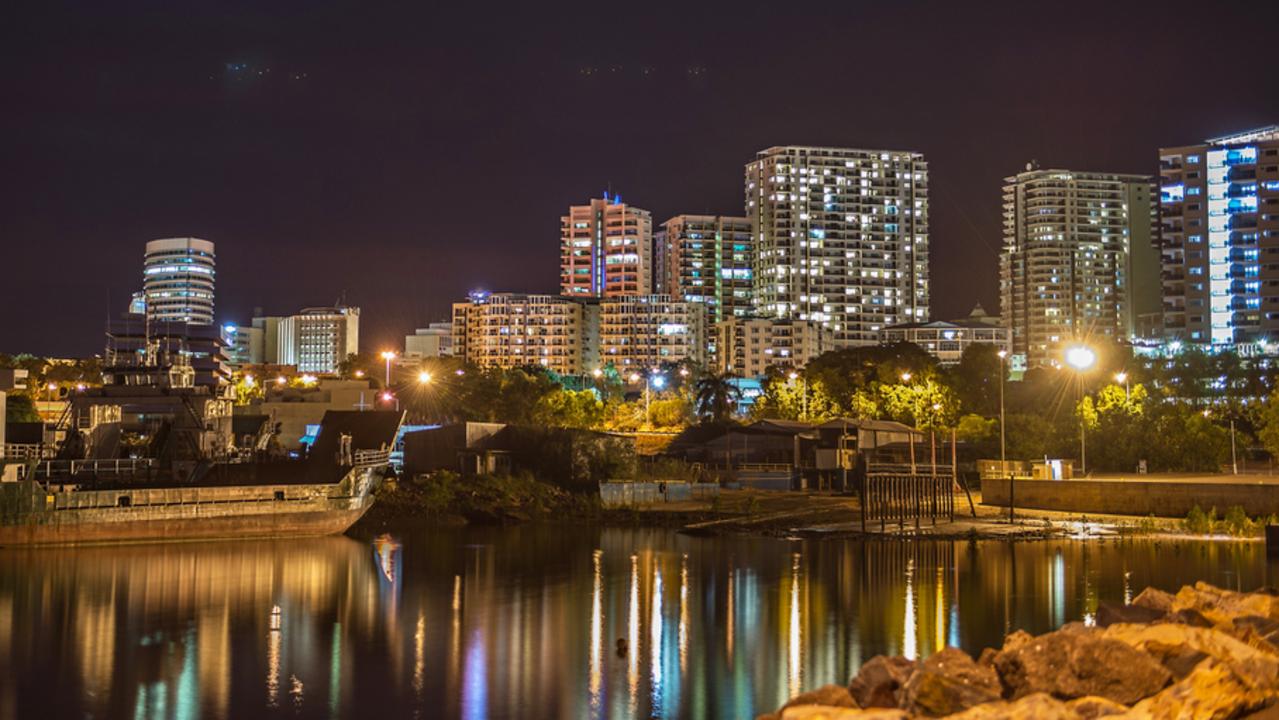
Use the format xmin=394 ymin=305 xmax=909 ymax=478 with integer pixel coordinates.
xmin=0 ymin=528 xmax=1267 ymax=720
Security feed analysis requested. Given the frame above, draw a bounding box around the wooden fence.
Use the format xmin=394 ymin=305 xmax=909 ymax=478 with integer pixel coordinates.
xmin=861 ymin=473 xmax=957 ymax=531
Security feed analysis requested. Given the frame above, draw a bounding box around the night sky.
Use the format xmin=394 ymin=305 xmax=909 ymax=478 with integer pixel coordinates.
xmin=4 ymin=0 xmax=1278 ymax=357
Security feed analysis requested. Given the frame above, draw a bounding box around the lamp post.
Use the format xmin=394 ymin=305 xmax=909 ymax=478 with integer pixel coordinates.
xmin=1115 ymin=371 xmax=1130 ymax=400
xmin=997 ymin=350 xmax=1007 ymax=470
xmin=380 ymin=351 xmax=396 ymax=388
xmin=1064 ymin=344 xmax=1097 ymax=475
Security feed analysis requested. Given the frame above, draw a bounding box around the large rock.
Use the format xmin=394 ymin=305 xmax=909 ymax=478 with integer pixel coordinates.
xmin=1131 ymin=587 xmax=1174 ymax=614
xmin=945 ymin=692 xmax=1078 ymax=719
xmin=774 ymin=685 xmax=857 ymax=716
xmin=899 ymin=647 xmax=1001 ymax=717
xmin=1094 ymin=601 xmax=1164 ymax=628
xmin=992 ymin=627 xmax=1171 ymax=704
xmin=779 ymin=707 xmax=909 ymax=720
xmin=1172 ymin=582 xmax=1279 ymax=625
xmin=1102 ymin=622 xmax=1279 ymax=694
xmin=848 ymin=656 xmax=915 ymax=708
xmin=1064 ymin=695 xmax=1129 ymax=718
xmin=1122 ymin=658 xmax=1271 ymax=719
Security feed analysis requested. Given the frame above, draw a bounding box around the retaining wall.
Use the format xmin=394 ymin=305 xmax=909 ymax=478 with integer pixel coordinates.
xmin=599 ymin=482 xmax=719 ymax=508
xmin=981 ymin=477 xmax=1279 ymax=518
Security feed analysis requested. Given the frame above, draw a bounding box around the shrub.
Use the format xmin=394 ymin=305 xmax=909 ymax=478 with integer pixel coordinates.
xmin=1183 ymin=505 xmax=1217 ymax=535
xmin=1135 ymin=514 xmax=1158 ymax=534
xmin=1222 ymin=505 xmax=1255 ymax=537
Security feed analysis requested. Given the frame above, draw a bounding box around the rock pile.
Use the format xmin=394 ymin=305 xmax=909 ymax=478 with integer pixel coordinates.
xmin=759 ymin=582 xmax=1279 ymax=719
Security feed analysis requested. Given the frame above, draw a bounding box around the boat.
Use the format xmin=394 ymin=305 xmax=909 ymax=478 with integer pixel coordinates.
xmin=0 ymin=318 xmax=402 ymax=546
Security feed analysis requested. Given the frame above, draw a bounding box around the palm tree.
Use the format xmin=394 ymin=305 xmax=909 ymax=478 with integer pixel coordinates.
xmin=694 ymin=372 xmax=742 ymax=423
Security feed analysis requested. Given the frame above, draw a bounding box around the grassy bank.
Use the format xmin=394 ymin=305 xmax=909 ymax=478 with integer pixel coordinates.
xmin=354 ymin=471 xmax=603 ymax=532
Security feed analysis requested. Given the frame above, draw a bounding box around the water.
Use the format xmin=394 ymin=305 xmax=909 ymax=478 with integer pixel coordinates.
xmin=0 ymin=527 xmax=1267 ymax=720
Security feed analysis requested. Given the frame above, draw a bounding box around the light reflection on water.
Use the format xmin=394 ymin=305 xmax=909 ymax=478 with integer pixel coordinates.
xmin=0 ymin=529 xmax=1269 ymax=719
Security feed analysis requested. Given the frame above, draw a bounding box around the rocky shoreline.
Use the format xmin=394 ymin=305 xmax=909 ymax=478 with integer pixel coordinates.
xmin=761 ymin=581 xmax=1279 ymax=719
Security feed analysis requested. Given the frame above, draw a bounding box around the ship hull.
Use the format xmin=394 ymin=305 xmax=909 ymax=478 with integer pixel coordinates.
xmin=0 ymin=469 xmax=379 ymax=547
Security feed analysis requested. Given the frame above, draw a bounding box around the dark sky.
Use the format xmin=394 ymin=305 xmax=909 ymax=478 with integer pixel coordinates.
xmin=3 ymin=0 xmax=1278 ymax=357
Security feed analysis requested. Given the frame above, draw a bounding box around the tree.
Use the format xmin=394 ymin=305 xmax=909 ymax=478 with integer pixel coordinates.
xmin=878 ymin=376 xmax=958 ymax=430
xmin=693 ymin=373 xmax=741 ymax=423
xmin=4 ymin=393 xmax=39 ymax=423
xmin=949 ymin=344 xmax=1003 ymax=416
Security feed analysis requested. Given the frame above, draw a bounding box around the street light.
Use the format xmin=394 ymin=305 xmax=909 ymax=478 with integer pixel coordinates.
xmin=592 ymin=368 xmax=603 ymax=379
xmin=380 ymin=351 xmax=396 ymax=388
xmin=418 ymin=371 xmax=432 ymax=385
xmin=1064 ymin=344 xmax=1096 ymax=475
xmin=996 ymin=350 xmax=1008 ymax=470
xmin=900 ymin=371 xmax=912 ymax=382
xmin=1115 ymin=371 xmax=1130 ymax=400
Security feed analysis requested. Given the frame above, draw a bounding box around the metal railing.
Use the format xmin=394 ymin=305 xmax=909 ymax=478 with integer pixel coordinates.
xmin=32 ymin=458 xmax=156 ymax=479
xmin=2 ymin=444 xmax=47 ymax=460
xmin=352 ymin=449 xmax=391 ymax=468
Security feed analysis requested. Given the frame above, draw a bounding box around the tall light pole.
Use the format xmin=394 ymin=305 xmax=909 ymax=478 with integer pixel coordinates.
xmin=380 ymin=351 xmax=396 ymax=388
xmin=997 ymin=350 xmax=1007 ymax=470
xmin=1064 ymin=344 xmax=1097 ymax=475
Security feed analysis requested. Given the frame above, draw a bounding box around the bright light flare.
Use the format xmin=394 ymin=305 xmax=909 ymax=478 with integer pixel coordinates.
xmin=1064 ymin=346 xmax=1096 ymax=371
xmin=418 ymin=371 xmax=432 ymax=385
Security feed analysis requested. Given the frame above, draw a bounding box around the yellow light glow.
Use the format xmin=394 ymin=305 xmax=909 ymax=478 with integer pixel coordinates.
xmin=418 ymin=371 xmax=432 ymax=384
xmin=380 ymin=351 xmax=396 ymax=361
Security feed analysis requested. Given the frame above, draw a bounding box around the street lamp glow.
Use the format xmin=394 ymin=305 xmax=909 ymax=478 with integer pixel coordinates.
xmin=592 ymin=368 xmax=603 ymax=378
xmin=455 ymin=368 xmax=466 ymax=376
xmin=651 ymin=375 xmax=666 ymax=390
xmin=75 ymin=383 xmax=87 ymax=391
xmin=276 ymin=376 xmax=287 ymax=385
xmin=243 ymin=374 xmax=256 ymax=387
xmin=381 ymin=392 xmax=394 ymax=402
xmin=678 ymin=367 xmax=689 ymax=377
xmin=629 ymin=372 xmax=641 ymax=384
xmin=788 ymin=371 xmax=799 ymax=380
xmin=380 ymin=351 xmax=396 ymax=361
xmin=997 ymin=350 xmax=1008 ymax=359
xmin=900 ymin=371 xmax=912 ymax=382
xmin=300 ymin=374 xmax=317 ymax=385
xmin=417 ymin=371 xmax=432 ymax=384
xmin=1114 ymin=372 xmax=1128 ymax=384
xmin=1064 ymin=346 xmax=1096 ymax=371
xmin=354 ymin=369 xmax=364 ymax=378
xmin=46 ymin=382 xmax=57 ymax=391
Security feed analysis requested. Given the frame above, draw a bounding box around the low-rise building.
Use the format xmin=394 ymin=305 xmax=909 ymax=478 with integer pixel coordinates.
xmin=404 ymin=323 xmax=453 ymax=359
xmin=715 ymin=318 xmax=833 ymax=377
xmin=220 ymin=323 xmax=265 ymax=369
xmin=878 ymin=305 xmax=1011 ymax=364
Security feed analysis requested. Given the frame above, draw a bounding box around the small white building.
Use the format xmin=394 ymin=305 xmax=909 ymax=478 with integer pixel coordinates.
xmin=404 ymin=323 xmax=453 ymax=359
xmin=878 ymin=305 xmax=1011 ymax=365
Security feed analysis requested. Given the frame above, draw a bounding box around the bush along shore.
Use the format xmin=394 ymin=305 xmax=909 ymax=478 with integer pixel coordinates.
xmin=355 ymin=471 xmax=602 ymax=529
xmin=760 ymin=581 xmax=1279 ymax=719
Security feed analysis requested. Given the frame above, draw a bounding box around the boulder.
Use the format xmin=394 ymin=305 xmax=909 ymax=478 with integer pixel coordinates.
xmin=1131 ymin=587 xmax=1174 ymax=614
xmin=1122 ymin=658 xmax=1271 ymax=719
xmin=1171 ymin=582 xmax=1279 ymax=625
xmin=776 ymin=685 xmax=858 ymax=716
xmin=945 ymin=692 xmax=1079 ymax=719
xmin=1094 ymin=601 xmax=1164 ymax=628
xmin=1166 ymin=608 xmax=1214 ymax=628
xmin=848 ymin=656 xmax=915 ymax=708
xmin=1102 ymin=622 xmax=1279 ymax=694
xmin=992 ymin=627 xmax=1171 ymax=704
xmin=779 ymin=707 xmax=909 ymax=720
xmin=899 ymin=647 xmax=1001 ymax=717
xmin=1064 ymin=695 xmax=1129 ymax=719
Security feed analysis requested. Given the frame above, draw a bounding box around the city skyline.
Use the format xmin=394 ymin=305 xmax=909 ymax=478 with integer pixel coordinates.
xmin=4 ymin=1 xmax=1278 ymax=357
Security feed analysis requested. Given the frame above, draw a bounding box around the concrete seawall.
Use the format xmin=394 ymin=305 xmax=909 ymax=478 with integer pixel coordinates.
xmin=981 ymin=475 xmax=1279 ymax=517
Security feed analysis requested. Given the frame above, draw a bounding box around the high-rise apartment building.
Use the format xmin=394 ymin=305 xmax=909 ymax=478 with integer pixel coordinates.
xmin=1158 ymin=126 xmax=1279 ymax=346
xmin=275 ymin=307 xmax=360 ymax=374
xmin=452 ymin=293 xmax=588 ymax=374
xmin=715 ymin=317 xmax=832 ymax=377
xmin=661 ymin=215 xmax=754 ymax=322
xmin=747 ymin=146 xmax=929 ymax=346
xmin=598 ymin=295 xmax=708 ymax=369
xmin=560 ymin=195 xmax=653 ymax=297
xmin=142 ymin=237 xmax=216 ymax=324
xmin=1000 ymin=167 xmax=1157 ymax=366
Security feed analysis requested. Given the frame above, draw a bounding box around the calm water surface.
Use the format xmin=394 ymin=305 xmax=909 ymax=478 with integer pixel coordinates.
xmin=0 ymin=527 xmax=1268 ymax=719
